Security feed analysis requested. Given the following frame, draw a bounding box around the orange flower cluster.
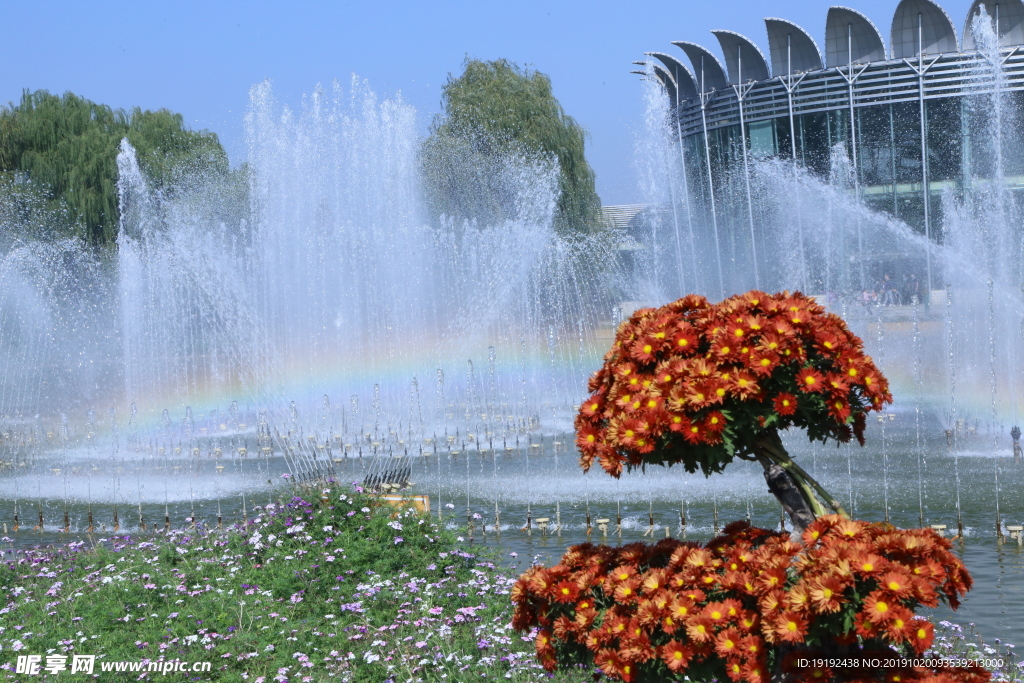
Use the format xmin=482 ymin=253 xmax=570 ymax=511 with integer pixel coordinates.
xmin=576 ymin=292 xmax=892 ymax=477
xmin=512 ymin=517 xmax=985 ymax=683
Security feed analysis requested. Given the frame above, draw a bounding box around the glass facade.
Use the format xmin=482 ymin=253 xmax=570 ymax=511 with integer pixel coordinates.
xmin=637 ymin=0 xmax=1024 ymax=297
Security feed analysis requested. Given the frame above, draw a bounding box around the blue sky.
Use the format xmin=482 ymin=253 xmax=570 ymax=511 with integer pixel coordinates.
xmin=2 ymin=0 xmax=975 ymax=205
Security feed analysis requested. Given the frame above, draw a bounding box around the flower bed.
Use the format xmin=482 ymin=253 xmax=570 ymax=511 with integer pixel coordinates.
xmin=512 ymin=517 xmax=992 ymax=683
xmin=0 ymin=487 xmax=590 ymax=682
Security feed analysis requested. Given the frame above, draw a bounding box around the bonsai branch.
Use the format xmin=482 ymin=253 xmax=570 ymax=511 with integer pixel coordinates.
xmin=750 ymin=429 xmax=848 ymax=531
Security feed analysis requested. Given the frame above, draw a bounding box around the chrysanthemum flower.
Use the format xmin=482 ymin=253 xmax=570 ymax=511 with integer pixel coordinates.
xmin=535 ymin=628 xmax=555 ymax=655
xmin=597 ymin=450 xmax=623 ymax=477
xmin=672 ymin=329 xmax=699 ymax=354
xmin=774 ymin=611 xmax=808 ymax=642
xmin=614 ymin=578 xmax=642 ymax=604
xmin=757 ymin=567 xmax=787 ymax=592
xmin=595 ymin=648 xmax=626 ymax=679
xmin=784 ymin=584 xmax=811 ymax=612
xmin=815 ymin=332 xmax=842 ymax=355
xmin=740 ymin=659 xmax=768 ymax=683
xmin=574 ymin=607 xmax=598 ymax=630
xmin=854 ymin=611 xmax=881 ymax=639
xmin=688 ymin=357 xmax=715 ymax=377
xmin=883 ymin=605 xmax=914 ymax=642
xmin=610 ymin=564 xmax=638 ymax=583
xmin=833 ymin=518 xmax=865 ymax=539
xmin=552 ymin=579 xmax=579 ymax=603
xmin=737 ymin=609 xmax=759 ymax=632
xmin=631 ymin=337 xmax=661 ymax=364
xmin=620 ymin=636 xmax=655 ymax=665
xmin=704 ymin=411 xmax=727 ymax=434
xmin=738 ymin=634 xmax=762 ymax=657
xmin=682 ymin=421 xmax=704 ymax=445
xmin=668 ymin=413 xmax=689 ymax=433
xmin=732 ymin=371 xmax=759 ymax=398
xmin=667 ymin=596 xmax=695 ymax=623
xmin=808 ymin=576 xmax=846 ymax=613
xmin=703 ymin=601 xmax=730 ymax=624
xmin=851 ymin=552 xmax=887 ymax=577
xmin=575 ymin=424 xmax=602 ymax=454
xmin=879 ymin=571 xmax=914 ymax=599
xmin=863 ymin=590 xmax=897 ymax=624
xmin=641 ymin=569 xmax=667 ymax=594
xmin=749 ymin=351 xmax=779 ymax=377
xmin=714 ymin=627 xmax=743 ymax=657
xmin=633 ymin=435 xmax=656 ymax=454
xmin=907 ymin=617 xmax=934 ymax=653
xmin=684 ymin=615 xmax=715 ymax=643
xmin=608 ymin=418 xmax=645 ymax=448
xmin=710 ymin=338 xmax=737 ymax=361
xmin=685 ymin=381 xmax=713 ymax=409
xmin=613 ymin=391 xmax=635 ymax=410
xmin=829 ymin=398 xmax=852 ymax=422
xmin=659 ymin=640 xmax=693 ymax=672
xmin=769 ymin=318 xmax=795 ymax=337
xmin=773 ymin=392 xmax=798 ymax=416
xmin=758 ymin=589 xmax=785 ymax=617
xmin=795 ymin=367 xmax=826 ymax=393
xmin=526 ymin=568 xmax=553 ymax=596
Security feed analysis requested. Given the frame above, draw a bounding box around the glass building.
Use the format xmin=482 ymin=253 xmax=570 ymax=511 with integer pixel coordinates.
xmin=635 ymin=0 xmax=1024 ymax=299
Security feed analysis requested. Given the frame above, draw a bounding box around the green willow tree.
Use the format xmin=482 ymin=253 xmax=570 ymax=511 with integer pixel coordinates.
xmin=421 ymin=59 xmax=601 ymax=235
xmin=0 ymin=89 xmax=229 ymax=245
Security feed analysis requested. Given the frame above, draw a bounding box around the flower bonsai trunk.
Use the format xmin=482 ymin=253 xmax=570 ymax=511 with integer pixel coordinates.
xmin=750 ymin=429 xmax=847 ymax=533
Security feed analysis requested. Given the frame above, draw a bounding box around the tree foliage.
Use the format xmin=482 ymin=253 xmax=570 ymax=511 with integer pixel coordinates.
xmin=421 ymin=59 xmax=601 ymax=235
xmin=0 ymin=89 xmax=229 ymax=245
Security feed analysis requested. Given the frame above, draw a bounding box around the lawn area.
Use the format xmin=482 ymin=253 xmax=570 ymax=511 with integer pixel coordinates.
xmin=0 ymin=485 xmax=592 ymax=682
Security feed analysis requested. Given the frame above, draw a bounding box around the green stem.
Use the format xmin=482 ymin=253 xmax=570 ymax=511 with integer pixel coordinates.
xmin=754 ymin=431 xmax=848 ymax=518
xmin=774 ymin=455 xmax=847 ymax=518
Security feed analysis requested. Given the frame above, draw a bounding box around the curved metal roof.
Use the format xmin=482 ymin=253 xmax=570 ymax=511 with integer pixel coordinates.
xmin=646 ymin=52 xmax=699 ymax=100
xmin=672 ymin=41 xmax=730 ymax=91
xmin=963 ymin=0 xmax=1024 ymax=49
xmin=891 ymin=0 xmax=958 ymax=58
xmin=765 ymin=17 xmax=823 ymax=74
xmin=649 ymin=63 xmax=679 ymax=104
xmin=825 ymin=6 xmax=888 ymax=67
xmin=712 ymin=30 xmax=772 ymax=83
xmin=633 ymin=61 xmax=678 ymax=103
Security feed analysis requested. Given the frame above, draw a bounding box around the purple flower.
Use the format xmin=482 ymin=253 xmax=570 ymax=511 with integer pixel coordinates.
xmin=281 ymin=473 xmax=291 ymax=479
xmin=394 ymin=537 xmax=404 ymax=544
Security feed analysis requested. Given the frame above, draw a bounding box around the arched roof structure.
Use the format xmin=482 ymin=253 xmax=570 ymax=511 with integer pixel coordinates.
xmin=632 ymin=61 xmax=679 ymax=104
xmin=962 ymin=0 xmax=1024 ymax=49
xmin=649 ymin=64 xmax=679 ymax=103
xmin=672 ymin=41 xmax=729 ymax=91
xmin=646 ymin=52 xmax=699 ymax=100
xmin=891 ymin=0 xmax=958 ymax=58
xmin=825 ymin=6 xmax=887 ymax=67
xmin=765 ymin=18 xmax=823 ymax=74
xmin=712 ymin=30 xmax=772 ymax=83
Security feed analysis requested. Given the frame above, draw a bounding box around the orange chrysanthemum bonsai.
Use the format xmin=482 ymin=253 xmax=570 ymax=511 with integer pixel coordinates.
xmin=575 ymin=291 xmax=892 ymax=530
xmin=512 ymin=292 xmax=988 ymax=682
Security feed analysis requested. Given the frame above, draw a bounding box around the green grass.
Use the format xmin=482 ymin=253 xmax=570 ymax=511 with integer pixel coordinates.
xmin=0 ymin=486 xmax=594 ymax=682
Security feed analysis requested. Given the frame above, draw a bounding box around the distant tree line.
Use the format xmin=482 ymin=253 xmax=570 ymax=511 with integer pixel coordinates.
xmin=0 ymin=89 xmax=229 ymax=246
xmin=2 ymin=64 xmax=601 ymax=247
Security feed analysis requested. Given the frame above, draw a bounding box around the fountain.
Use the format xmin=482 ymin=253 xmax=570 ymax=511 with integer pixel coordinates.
xmin=0 ymin=1 xmax=1023 ymax=648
